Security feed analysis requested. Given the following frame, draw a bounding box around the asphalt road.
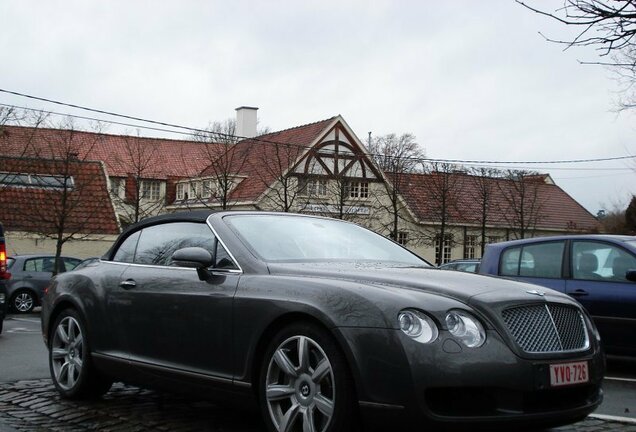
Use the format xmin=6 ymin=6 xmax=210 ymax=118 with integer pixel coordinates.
xmin=0 ymin=313 xmax=48 ymax=382
xmin=1 ymin=312 xmax=635 ymax=431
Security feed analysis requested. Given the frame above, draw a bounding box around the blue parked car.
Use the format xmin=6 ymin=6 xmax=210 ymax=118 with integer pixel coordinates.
xmin=480 ymin=235 xmax=636 ymax=357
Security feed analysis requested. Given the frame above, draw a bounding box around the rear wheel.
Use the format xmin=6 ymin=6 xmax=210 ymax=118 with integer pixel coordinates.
xmin=49 ymin=308 xmax=112 ymax=398
xmin=11 ymin=289 xmax=35 ymax=313
xmin=259 ymin=322 xmax=355 ymax=432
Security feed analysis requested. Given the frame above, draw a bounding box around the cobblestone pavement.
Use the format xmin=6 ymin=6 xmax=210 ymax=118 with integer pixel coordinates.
xmin=1 ymin=379 xmax=635 ymax=432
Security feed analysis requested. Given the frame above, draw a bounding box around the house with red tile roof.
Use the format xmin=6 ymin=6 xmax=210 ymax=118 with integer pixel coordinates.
xmin=397 ymin=170 xmax=599 ymax=263
xmin=0 ymin=109 xmax=600 ymax=262
xmin=171 ymin=114 xmax=384 ymax=219
xmin=0 ymin=124 xmax=225 ymax=226
xmin=0 ymin=156 xmax=120 ymax=257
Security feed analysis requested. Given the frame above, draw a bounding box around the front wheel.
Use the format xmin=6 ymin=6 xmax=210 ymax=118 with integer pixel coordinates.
xmin=49 ymin=309 xmax=112 ymax=398
xmin=259 ymin=322 xmax=355 ymax=432
xmin=11 ymin=289 xmax=35 ymax=313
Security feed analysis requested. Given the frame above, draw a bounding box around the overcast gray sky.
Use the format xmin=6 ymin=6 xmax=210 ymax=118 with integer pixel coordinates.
xmin=1 ymin=1 xmax=635 ymax=214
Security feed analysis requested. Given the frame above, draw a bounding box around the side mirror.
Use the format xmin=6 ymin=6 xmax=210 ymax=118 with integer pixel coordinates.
xmin=172 ymin=247 xmax=213 ymax=269
xmin=626 ymin=270 xmax=636 ymax=283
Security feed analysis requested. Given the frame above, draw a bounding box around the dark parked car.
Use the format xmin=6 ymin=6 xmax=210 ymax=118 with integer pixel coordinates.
xmin=42 ymin=212 xmax=604 ymax=431
xmin=6 ymin=254 xmax=81 ymax=313
xmin=438 ymin=259 xmax=480 ymax=273
xmin=479 ymin=235 xmax=636 ymax=357
xmin=0 ymin=222 xmax=7 ymax=334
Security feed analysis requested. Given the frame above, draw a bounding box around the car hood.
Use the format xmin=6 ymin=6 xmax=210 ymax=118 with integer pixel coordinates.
xmin=266 ymin=261 xmax=571 ymax=306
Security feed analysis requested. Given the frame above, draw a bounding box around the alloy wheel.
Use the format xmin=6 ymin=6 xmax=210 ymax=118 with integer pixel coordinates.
xmin=265 ymin=335 xmax=335 ymax=432
xmin=51 ymin=316 xmax=84 ymax=390
xmin=14 ymin=292 xmax=34 ymax=313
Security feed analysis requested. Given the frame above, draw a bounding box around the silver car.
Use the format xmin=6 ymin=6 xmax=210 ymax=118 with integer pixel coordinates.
xmin=6 ymin=254 xmax=81 ymax=313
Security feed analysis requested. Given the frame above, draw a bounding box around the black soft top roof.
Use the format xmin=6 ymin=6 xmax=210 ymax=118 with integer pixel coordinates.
xmin=104 ymin=210 xmax=216 ymax=260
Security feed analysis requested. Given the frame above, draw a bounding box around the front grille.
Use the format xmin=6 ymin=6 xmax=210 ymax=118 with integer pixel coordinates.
xmin=502 ymin=304 xmax=589 ymax=353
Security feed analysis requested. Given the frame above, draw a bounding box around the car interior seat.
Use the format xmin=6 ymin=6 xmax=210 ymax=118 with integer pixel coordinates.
xmin=577 ymin=253 xmax=600 ymax=280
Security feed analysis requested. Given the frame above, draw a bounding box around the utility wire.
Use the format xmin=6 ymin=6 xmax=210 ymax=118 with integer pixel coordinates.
xmin=0 ymin=103 xmax=197 ymax=138
xmin=2 ymin=88 xmax=636 ymax=167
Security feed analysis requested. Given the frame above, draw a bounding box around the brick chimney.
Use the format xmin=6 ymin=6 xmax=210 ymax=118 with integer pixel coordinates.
xmin=235 ymin=106 xmax=258 ymax=139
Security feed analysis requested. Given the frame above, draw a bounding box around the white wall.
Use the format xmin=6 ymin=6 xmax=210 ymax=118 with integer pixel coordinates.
xmin=5 ymin=232 xmax=118 ymax=259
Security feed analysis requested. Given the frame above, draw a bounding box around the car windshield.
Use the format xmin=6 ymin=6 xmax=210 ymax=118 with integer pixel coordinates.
xmin=225 ymin=214 xmax=429 ymax=266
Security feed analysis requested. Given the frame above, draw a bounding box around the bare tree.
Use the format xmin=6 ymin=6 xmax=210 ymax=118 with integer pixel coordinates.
xmin=190 ymin=120 xmax=246 ymax=210
xmin=518 ymin=1 xmax=636 ymax=107
xmin=7 ymin=119 xmax=106 ymax=275
xmin=497 ymin=170 xmax=546 ymax=239
xmin=597 ymin=205 xmax=627 ymax=233
xmin=190 ymin=119 xmax=270 ymax=210
xmin=298 ymin=170 xmax=362 ymax=222
xmin=252 ymin=140 xmax=306 ymax=212
xmin=626 ymin=194 xmax=636 ymax=233
xmin=419 ymin=162 xmax=465 ymax=265
xmin=467 ymin=167 xmax=502 ymax=256
xmin=369 ymin=133 xmax=424 ymax=242
xmin=0 ymin=107 xmax=50 ymax=157
xmin=110 ymin=133 xmax=165 ymax=226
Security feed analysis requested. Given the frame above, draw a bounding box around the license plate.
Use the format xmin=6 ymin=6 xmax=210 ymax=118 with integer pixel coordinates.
xmin=549 ymin=361 xmax=589 ymax=387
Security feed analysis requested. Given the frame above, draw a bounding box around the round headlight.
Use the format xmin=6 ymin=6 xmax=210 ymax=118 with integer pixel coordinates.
xmin=445 ymin=310 xmax=486 ymax=348
xmin=398 ymin=310 xmax=439 ymax=344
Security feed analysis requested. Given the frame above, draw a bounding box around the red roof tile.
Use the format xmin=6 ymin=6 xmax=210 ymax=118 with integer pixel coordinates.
xmin=0 ymin=126 xmax=225 ymax=179
xmin=0 ymin=156 xmax=120 ymax=235
xmin=198 ymin=117 xmax=337 ymax=201
xmin=400 ymin=171 xmax=599 ymax=232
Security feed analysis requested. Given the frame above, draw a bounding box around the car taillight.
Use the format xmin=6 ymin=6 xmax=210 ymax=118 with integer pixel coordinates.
xmin=0 ymin=242 xmax=7 ymax=277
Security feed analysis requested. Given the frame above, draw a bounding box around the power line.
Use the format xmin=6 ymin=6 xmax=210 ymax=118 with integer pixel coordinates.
xmin=0 ymin=103 xmax=196 ymax=138
xmin=2 ymin=88 xmax=636 ymax=167
xmin=0 ymin=88 xmax=214 ymax=136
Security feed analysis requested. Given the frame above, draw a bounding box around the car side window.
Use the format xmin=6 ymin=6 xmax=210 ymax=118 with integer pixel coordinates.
xmin=500 ymin=241 xmax=564 ymax=278
xmin=113 ymin=231 xmax=141 ymax=263
xmin=62 ymin=258 xmax=81 ymax=272
xmin=134 ymin=222 xmax=237 ymax=269
xmin=215 ymin=241 xmax=238 ymax=270
xmin=134 ymin=222 xmax=217 ymax=267
xmin=24 ymin=257 xmax=55 ymax=273
xmin=572 ymin=241 xmax=636 ymax=282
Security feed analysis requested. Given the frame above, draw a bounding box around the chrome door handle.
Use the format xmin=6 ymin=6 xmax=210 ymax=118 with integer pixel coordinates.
xmin=119 ymin=279 xmax=136 ymax=290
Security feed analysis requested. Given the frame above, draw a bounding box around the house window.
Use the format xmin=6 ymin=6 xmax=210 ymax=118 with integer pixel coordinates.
xmin=465 ymin=235 xmax=477 ymax=259
xmin=189 ymin=181 xmax=202 ymax=199
xmin=397 ymin=231 xmax=408 ymax=246
xmin=176 ymin=183 xmax=187 ymax=200
xmin=488 ymin=236 xmax=501 ymax=244
xmin=0 ymin=172 xmax=75 ymax=190
xmin=349 ymin=181 xmax=369 ymax=199
xmin=202 ymin=180 xmax=213 ymax=198
xmin=300 ymin=178 xmax=327 ymax=196
xmin=435 ymin=234 xmax=453 ymax=264
xmin=110 ymin=177 xmax=125 ymax=199
xmin=141 ymin=180 xmax=161 ymax=200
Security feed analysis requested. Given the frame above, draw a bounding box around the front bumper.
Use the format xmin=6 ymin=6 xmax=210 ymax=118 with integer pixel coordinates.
xmin=337 ymin=327 xmax=604 ymax=430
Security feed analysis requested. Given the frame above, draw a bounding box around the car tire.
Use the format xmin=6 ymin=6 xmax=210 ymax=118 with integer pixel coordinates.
xmin=11 ymin=289 xmax=35 ymax=314
xmin=259 ymin=322 xmax=355 ymax=432
xmin=49 ymin=308 xmax=112 ymax=399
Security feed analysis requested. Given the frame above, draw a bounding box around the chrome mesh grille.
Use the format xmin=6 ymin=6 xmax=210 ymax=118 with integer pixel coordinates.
xmin=501 ymin=304 xmax=589 ymax=353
